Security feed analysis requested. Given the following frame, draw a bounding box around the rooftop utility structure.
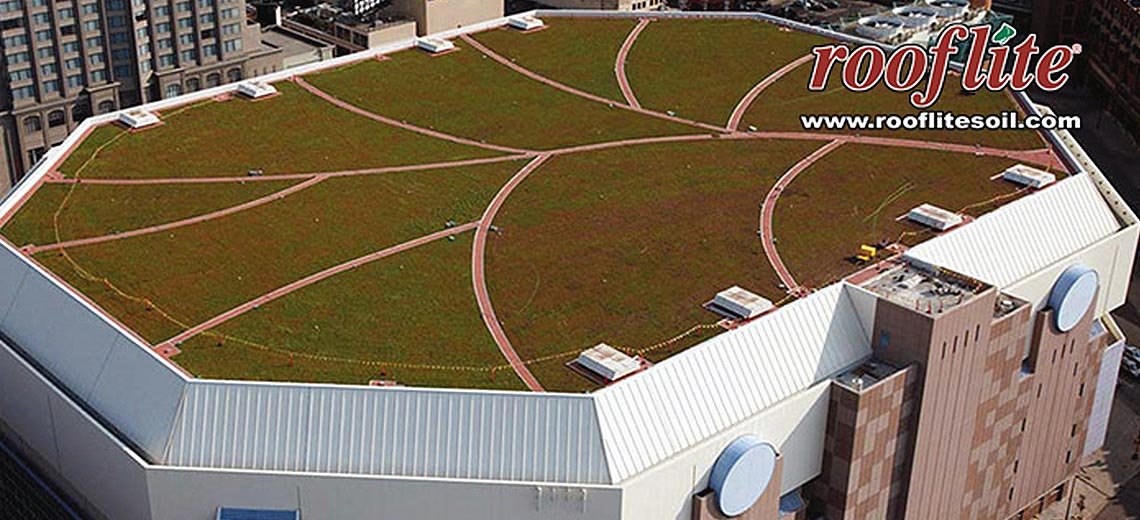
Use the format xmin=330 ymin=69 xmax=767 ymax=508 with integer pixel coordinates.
xmin=908 ymin=203 xmax=964 ymax=230
xmin=576 ymin=343 xmax=641 ymax=382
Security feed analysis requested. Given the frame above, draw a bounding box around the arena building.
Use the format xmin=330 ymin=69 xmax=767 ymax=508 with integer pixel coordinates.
xmin=0 ymin=10 xmax=1134 ymax=520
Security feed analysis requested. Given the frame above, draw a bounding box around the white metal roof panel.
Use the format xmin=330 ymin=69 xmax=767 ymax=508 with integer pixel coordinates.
xmin=166 ymin=381 xmax=611 ymax=484
xmin=593 ymin=284 xmax=871 ymax=482
xmin=905 ymin=174 xmax=1121 ymax=288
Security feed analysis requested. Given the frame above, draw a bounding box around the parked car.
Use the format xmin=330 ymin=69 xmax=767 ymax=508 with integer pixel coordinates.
xmin=1124 ymin=344 xmax=1140 ymax=364
xmin=1121 ymin=357 xmax=1140 ymax=379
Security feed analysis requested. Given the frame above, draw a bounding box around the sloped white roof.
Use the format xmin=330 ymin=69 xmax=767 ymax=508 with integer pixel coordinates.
xmin=905 ymin=174 xmax=1121 ymax=288
xmin=593 ymin=284 xmax=872 ymax=482
xmin=166 ymin=381 xmax=611 ymax=484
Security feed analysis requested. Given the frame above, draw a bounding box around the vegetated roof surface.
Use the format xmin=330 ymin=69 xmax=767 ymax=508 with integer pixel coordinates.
xmin=0 ymin=15 xmax=1066 ymax=392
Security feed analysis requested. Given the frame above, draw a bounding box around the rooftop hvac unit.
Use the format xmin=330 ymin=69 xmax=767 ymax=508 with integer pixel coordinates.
xmin=118 ymin=110 xmax=161 ymax=129
xmin=508 ymin=15 xmax=544 ymax=31
xmin=577 ymin=344 xmax=641 ymax=382
xmin=1002 ymin=164 xmax=1056 ymax=189
xmin=416 ymin=37 xmax=456 ymax=54
xmin=711 ymin=286 xmax=774 ymax=320
xmin=907 ymin=204 xmax=964 ymax=231
xmin=236 ymin=81 xmax=278 ymax=99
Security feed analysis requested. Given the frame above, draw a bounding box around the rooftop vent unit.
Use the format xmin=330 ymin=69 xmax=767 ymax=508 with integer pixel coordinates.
xmin=118 ymin=110 xmax=161 ymax=130
xmin=416 ymin=37 xmax=455 ymax=54
xmin=236 ymin=80 xmax=278 ymax=99
xmin=907 ymin=204 xmax=964 ymax=231
xmin=925 ymin=0 xmax=970 ymax=17
xmin=1002 ymin=164 xmax=1056 ymax=189
xmin=577 ymin=343 xmax=641 ymax=382
xmin=710 ymin=286 xmax=774 ymax=320
xmin=891 ymin=5 xmax=939 ymax=28
xmin=508 ymin=15 xmax=544 ymax=31
xmin=855 ymin=16 xmax=904 ymax=41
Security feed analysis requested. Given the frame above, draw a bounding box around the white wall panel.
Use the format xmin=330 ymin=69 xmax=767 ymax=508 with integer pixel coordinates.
xmin=0 ymin=340 xmax=60 ymax=471
xmin=51 ymin=391 xmax=152 ymax=520
xmin=146 ymin=467 xmax=623 ymax=520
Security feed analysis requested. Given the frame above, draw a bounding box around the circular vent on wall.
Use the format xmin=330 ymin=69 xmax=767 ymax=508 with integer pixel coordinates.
xmin=1047 ymin=264 xmax=1099 ymax=332
xmin=708 ymin=435 xmax=777 ymax=517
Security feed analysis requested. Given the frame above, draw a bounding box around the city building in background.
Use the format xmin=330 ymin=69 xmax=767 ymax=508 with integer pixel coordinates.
xmin=271 ymin=0 xmax=502 ymax=54
xmin=0 ymin=0 xmax=297 ymax=193
xmin=1084 ymin=0 xmax=1140 ymax=149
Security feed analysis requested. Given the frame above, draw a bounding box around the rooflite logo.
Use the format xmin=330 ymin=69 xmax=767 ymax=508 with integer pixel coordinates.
xmin=807 ymin=23 xmax=1082 ymax=109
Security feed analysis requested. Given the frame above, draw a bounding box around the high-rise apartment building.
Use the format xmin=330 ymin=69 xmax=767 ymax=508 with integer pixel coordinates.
xmin=0 ymin=0 xmax=282 ymax=193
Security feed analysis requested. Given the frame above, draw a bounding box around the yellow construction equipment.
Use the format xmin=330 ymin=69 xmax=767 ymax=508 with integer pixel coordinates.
xmin=856 ymin=245 xmax=879 ymax=264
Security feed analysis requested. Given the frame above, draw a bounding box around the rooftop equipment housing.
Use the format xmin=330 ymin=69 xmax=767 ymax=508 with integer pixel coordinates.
xmin=577 ymin=344 xmax=641 ymax=382
xmin=892 ymin=5 xmax=940 ymax=28
xmin=712 ymin=286 xmax=775 ymax=320
xmin=416 ymin=37 xmax=456 ymax=54
xmin=236 ymin=81 xmax=279 ymax=99
xmin=1002 ymin=164 xmax=1057 ymax=189
xmin=926 ymin=0 xmax=970 ymax=17
xmin=855 ymin=15 xmax=905 ymax=41
xmin=118 ymin=110 xmax=162 ymax=129
xmin=508 ymin=15 xmax=544 ymax=31
xmin=908 ymin=203 xmax=964 ymax=231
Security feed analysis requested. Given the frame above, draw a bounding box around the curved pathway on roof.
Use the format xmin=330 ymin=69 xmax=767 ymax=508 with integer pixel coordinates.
xmin=459 ymin=33 xmax=726 ymax=134
xmin=726 ymin=54 xmax=815 ymax=131
xmin=46 ymin=155 xmax=533 ymax=185
xmin=27 ymin=175 xmax=329 ymax=254
xmin=761 ymin=139 xmax=845 ymax=296
xmin=615 ymin=19 xmax=650 ymax=110
xmin=159 ymin=221 xmax=480 ymax=349
xmin=26 ymin=28 xmax=1071 ymax=392
xmin=292 ymin=76 xmax=534 ymax=155
xmin=42 ymin=131 xmax=1063 ymax=188
xmin=472 ymin=155 xmax=549 ymax=392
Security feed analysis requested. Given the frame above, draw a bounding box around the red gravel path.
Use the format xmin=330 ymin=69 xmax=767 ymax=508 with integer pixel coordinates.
xmin=726 ymin=54 xmax=815 ymax=131
xmin=459 ymin=33 xmax=726 ymax=134
xmin=160 ymin=222 xmax=479 ymax=348
xmin=471 ymin=155 xmax=549 ymax=391
xmin=293 ymin=76 xmax=533 ymax=155
xmin=28 ymin=175 xmax=328 ymax=253
xmin=760 ymin=140 xmax=845 ymax=296
xmin=616 ymin=19 xmax=650 ymax=110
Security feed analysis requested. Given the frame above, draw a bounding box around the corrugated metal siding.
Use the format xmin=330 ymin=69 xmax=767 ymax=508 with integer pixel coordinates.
xmin=167 ymin=382 xmax=611 ymax=484
xmin=905 ymin=174 xmax=1121 ymax=288
xmin=593 ymin=284 xmax=872 ymax=483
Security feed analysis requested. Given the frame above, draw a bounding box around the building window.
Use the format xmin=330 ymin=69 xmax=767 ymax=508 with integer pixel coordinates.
xmin=12 ymin=85 xmax=36 ymax=99
xmin=71 ymin=103 xmax=88 ymax=122
xmin=9 ymin=68 xmax=33 ymax=81
xmin=226 ymin=68 xmax=241 ymax=82
xmin=164 ymin=83 xmax=181 ymax=98
xmin=97 ymin=100 xmax=115 ymax=114
xmin=42 ymin=80 xmax=60 ymax=93
xmin=186 ymin=77 xmax=200 ymax=92
xmin=206 ymin=72 xmax=220 ymax=87
xmin=47 ymin=110 xmax=64 ymax=127
xmin=23 ymin=115 xmax=41 ymax=133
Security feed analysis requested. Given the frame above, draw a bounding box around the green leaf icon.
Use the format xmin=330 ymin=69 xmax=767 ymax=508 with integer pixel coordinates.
xmin=993 ymin=23 xmax=1017 ymax=45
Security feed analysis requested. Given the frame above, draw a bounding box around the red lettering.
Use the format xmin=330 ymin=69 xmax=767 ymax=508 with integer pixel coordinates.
xmin=1008 ymin=35 xmax=1040 ymax=90
xmin=962 ymin=25 xmax=991 ymax=90
xmin=986 ymin=46 xmax=1013 ymax=90
xmin=808 ymin=45 xmax=849 ymax=91
xmin=884 ymin=45 xmax=928 ymax=92
xmin=1036 ymin=46 xmax=1075 ymax=90
xmin=913 ymin=24 xmax=969 ymax=108
xmin=843 ymin=46 xmax=885 ymax=92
